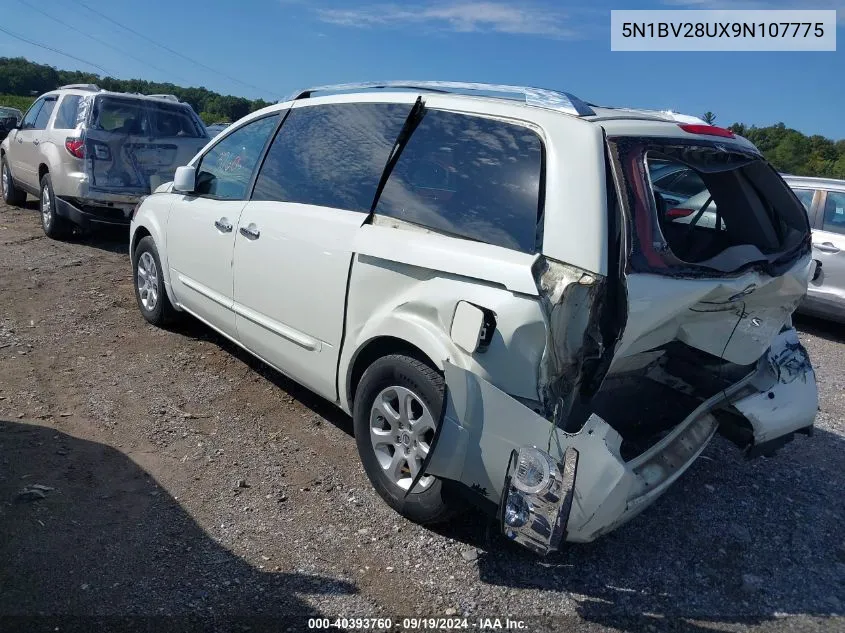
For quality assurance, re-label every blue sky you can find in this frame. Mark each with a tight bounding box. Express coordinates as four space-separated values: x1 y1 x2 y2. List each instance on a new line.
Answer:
2 0 844 138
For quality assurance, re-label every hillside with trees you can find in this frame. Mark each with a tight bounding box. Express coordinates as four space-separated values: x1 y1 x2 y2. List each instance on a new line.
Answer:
2 57 844 179
0 57 272 124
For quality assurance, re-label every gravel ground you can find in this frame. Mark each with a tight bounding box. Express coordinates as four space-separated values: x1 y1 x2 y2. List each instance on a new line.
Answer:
0 200 843 633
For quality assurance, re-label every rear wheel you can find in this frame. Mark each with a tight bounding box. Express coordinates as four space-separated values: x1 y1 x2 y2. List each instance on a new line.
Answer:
353 354 455 525
1 156 26 206
39 174 72 239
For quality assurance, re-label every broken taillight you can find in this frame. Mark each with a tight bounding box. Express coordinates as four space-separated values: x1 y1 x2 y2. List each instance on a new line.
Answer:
65 137 85 158
678 124 735 138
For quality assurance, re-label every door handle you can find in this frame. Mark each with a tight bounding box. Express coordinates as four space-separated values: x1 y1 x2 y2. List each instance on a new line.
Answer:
239 224 260 240
815 242 841 254
214 218 232 233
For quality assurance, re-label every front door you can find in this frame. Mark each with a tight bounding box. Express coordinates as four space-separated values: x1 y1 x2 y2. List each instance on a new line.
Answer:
808 190 845 315
232 100 415 400
8 96 54 191
166 114 280 339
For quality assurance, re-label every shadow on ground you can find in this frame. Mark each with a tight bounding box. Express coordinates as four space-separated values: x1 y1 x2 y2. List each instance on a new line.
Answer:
158 303 845 630
0 420 357 631
465 428 845 631
794 313 845 345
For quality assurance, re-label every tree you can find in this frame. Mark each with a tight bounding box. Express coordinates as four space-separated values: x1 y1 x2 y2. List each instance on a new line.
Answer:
0 57 271 123
702 111 716 125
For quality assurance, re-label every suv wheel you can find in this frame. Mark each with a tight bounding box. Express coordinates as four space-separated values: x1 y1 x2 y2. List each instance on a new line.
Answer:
132 236 178 326
1 157 26 206
39 174 72 239
353 354 455 525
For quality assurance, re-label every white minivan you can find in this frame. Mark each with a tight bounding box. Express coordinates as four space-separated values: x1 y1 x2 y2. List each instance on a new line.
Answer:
129 82 818 556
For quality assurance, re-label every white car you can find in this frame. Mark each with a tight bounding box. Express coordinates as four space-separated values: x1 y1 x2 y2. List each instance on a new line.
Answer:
129 81 817 556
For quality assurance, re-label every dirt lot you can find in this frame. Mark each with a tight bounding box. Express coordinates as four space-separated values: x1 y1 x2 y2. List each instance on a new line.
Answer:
1 199 844 633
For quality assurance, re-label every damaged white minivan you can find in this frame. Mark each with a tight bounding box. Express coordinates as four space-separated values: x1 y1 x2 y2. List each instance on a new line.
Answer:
129 82 817 556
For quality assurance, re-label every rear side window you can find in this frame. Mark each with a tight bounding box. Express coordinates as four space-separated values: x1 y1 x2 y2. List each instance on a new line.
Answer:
33 97 57 130
54 95 82 129
822 191 845 235
195 115 279 200
375 110 543 253
252 102 413 211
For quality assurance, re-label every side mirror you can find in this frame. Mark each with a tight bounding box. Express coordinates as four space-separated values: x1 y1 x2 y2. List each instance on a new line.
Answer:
173 165 196 193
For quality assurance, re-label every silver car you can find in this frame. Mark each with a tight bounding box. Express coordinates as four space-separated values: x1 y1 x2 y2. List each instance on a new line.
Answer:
1 84 209 239
783 176 845 323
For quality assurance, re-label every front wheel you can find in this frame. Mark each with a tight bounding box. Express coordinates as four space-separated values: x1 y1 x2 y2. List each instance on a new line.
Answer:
132 236 178 326
1 157 27 206
353 354 455 525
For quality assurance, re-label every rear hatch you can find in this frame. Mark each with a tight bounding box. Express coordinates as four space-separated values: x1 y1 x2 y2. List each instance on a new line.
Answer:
83 95 208 196
605 124 812 367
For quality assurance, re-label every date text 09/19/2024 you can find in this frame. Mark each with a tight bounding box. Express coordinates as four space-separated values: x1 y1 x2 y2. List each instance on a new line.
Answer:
307 617 529 630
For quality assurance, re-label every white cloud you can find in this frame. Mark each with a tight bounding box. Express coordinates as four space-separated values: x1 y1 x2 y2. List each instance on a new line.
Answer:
316 2 574 38
661 0 845 18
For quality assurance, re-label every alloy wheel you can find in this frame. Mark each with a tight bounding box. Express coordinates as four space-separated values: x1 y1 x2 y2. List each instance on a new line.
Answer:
369 385 437 492
136 251 159 312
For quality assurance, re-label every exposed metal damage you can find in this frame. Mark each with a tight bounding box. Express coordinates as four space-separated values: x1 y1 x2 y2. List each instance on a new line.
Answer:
532 257 612 431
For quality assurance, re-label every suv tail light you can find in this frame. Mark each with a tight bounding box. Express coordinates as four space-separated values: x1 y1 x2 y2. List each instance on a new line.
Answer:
678 124 735 138
65 137 85 158
667 207 694 219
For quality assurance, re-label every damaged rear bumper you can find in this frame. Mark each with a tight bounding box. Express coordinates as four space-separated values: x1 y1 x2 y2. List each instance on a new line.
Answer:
426 328 816 555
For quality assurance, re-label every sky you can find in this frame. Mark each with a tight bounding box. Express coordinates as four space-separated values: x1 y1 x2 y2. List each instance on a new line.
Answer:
2 0 844 139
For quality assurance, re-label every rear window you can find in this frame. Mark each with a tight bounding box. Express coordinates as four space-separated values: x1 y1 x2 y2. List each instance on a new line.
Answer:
613 138 810 274
375 110 543 253
90 96 204 138
148 102 205 138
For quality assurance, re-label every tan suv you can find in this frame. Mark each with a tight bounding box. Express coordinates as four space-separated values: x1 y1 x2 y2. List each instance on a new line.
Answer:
1 84 209 238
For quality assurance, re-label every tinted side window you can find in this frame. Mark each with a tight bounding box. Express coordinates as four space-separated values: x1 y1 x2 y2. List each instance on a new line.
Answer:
21 98 45 129
375 110 543 252
33 97 57 130
252 102 412 212
54 95 83 129
195 115 279 200
822 191 845 235
791 188 815 212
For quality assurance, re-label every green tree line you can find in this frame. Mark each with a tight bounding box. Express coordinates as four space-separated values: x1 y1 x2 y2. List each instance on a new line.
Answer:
0 57 272 124
3 57 845 179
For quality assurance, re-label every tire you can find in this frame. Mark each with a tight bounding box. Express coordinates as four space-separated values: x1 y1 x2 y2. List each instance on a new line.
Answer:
132 235 178 326
353 354 455 525
1 156 26 206
39 173 72 239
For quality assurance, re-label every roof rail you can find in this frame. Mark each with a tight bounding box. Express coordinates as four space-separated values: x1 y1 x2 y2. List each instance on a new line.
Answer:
146 94 181 102
59 83 101 92
289 81 596 117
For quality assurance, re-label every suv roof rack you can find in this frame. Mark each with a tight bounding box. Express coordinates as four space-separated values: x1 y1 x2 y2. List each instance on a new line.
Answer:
290 81 596 117
59 83 101 92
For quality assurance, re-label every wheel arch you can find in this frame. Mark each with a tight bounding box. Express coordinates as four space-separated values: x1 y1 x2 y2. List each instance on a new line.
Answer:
130 208 180 312
341 312 468 414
